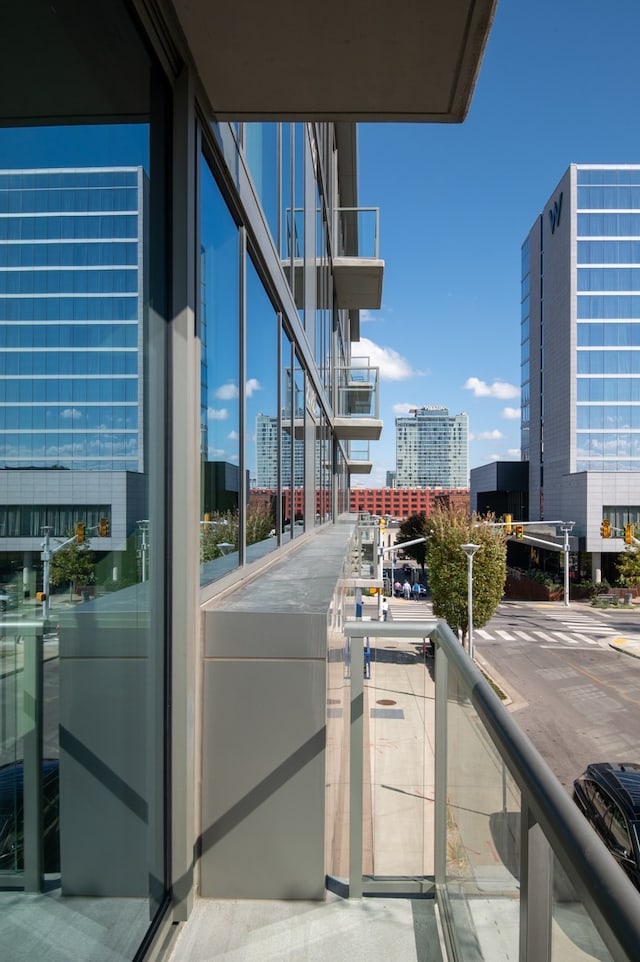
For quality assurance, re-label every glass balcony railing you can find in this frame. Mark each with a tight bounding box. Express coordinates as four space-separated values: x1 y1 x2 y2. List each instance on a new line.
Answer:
334 207 380 259
336 363 379 420
343 612 640 961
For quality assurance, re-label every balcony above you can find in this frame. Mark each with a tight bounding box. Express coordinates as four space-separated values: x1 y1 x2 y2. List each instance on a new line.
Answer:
334 363 382 442
171 0 498 122
333 207 384 311
346 441 373 475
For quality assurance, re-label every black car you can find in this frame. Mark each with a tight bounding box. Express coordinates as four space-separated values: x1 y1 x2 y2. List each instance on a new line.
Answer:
573 762 640 890
0 759 59 873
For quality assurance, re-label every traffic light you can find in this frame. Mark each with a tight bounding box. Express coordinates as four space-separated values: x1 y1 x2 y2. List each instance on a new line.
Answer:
625 523 633 545
98 517 109 537
504 514 513 535
75 521 85 544
379 518 386 534
600 519 611 538
515 524 524 540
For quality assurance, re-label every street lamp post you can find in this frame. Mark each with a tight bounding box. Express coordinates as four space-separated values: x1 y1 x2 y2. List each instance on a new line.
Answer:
560 521 575 608
461 543 481 659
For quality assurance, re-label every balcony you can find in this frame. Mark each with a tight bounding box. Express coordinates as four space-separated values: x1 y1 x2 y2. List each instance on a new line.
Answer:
334 362 382 442
333 207 384 310
345 440 372 474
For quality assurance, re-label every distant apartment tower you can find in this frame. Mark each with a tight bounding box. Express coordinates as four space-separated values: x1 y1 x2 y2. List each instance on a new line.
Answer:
395 405 469 487
523 164 640 580
385 470 396 487
255 413 304 487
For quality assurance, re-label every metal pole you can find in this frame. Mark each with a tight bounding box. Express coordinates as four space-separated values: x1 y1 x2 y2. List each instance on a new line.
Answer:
560 522 574 609
41 526 51 619
461 543 480 660
467 552 474 659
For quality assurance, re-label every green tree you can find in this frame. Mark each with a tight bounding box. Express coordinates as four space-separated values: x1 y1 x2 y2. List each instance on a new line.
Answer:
396 511 429 570
426 507 507 650
616 531 640 586
50 541 96 600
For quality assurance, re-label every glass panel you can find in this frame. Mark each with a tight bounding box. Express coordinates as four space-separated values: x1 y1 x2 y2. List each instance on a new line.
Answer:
199 158 241 582
446 669 521 960
0 4 168 956
245 257 278 562
551 853 614 961
366 630 431 889
281 327 293 543
244 123 278 242
293 354 305 534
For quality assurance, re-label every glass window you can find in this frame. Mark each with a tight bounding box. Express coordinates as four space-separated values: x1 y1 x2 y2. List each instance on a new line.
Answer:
199 156 241 583
245 256 278 562
281 327 293 543
244 123 278 242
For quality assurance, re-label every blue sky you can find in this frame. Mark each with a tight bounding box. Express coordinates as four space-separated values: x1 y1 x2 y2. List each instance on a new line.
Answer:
355 0 640 486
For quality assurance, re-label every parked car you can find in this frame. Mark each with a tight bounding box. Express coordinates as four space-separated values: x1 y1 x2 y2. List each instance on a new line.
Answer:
0 759 59 872
0 583 18 612
573 762 640 889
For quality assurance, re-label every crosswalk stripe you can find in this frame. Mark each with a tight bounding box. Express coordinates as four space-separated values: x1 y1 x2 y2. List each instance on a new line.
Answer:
513 630 533 641
554 631 578 643
476 629 492 639
533 630 556 642
570 633 599 645
495 630 515 640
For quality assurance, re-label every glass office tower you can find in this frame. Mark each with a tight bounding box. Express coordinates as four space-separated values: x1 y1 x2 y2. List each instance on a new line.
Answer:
522 165 640 577
0 167 145 553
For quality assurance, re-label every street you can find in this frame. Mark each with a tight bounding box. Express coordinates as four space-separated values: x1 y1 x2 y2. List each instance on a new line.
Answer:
473 600 640 793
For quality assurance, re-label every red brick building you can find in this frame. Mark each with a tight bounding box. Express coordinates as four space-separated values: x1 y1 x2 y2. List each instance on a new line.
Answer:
349 487 470 519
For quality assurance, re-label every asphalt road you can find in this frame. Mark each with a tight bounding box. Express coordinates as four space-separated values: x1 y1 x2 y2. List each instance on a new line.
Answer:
475 600 640 794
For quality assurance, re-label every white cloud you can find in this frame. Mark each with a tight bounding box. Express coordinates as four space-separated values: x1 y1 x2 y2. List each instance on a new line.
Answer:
215 382 239 400
227 430 238 440
464 377 520 400
506 448 521 458
208 407 228 421
392 402 418 415
473 429 505 441
358 336 422 381
502 406 521 420
61 408 82 420
245 378 262 397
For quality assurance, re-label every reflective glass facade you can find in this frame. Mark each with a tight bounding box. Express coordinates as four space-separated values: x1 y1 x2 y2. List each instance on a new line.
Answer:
576 168 640 472
0 168 143 471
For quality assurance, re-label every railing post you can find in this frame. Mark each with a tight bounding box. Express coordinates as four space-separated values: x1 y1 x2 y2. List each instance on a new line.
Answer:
434 639 448 888
349 631 364 898
519 800 552 962
23 623 44 892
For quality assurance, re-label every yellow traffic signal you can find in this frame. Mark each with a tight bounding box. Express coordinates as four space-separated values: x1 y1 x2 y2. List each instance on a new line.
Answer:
515 524 524 540
600 519 611 538
98 517 109 537
625 523 633 545
75 521 85 544
504 514 513 535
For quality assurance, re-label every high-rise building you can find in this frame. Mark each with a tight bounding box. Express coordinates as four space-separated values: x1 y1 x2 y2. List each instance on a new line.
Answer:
395 405 469 488
0 166 147 584
523 164 640 581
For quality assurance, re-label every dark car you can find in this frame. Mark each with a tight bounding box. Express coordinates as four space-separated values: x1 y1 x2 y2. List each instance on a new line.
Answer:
0 759 59 873
573 762 640 890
